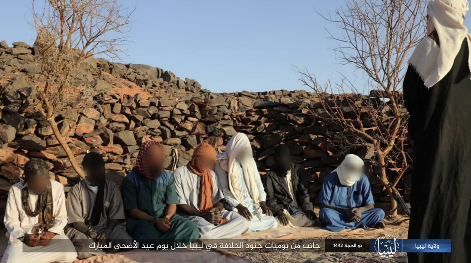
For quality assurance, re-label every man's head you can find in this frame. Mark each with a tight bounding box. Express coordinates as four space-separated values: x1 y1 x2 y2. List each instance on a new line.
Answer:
135 140 164 179
274 144 291 175
82 152 106 186
191 143 218 172
24 158 50 194
336 154 365 186
226 133 253 162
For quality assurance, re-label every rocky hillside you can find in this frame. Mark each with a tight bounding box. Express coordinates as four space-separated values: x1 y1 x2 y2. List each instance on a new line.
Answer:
0 40 411 225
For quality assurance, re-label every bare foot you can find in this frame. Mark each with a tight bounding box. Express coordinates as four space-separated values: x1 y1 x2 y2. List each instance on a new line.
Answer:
374 221 386 229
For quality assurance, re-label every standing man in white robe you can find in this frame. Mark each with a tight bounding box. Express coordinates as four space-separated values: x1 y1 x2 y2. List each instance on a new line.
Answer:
215 133 278 232
2 159 77 263
174 143 249 239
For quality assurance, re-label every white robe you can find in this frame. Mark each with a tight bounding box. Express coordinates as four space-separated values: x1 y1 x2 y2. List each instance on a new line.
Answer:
2 180 77 263
173 166 249 239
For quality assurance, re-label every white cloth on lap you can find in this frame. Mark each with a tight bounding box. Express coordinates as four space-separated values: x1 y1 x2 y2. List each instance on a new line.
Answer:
1 231 77 263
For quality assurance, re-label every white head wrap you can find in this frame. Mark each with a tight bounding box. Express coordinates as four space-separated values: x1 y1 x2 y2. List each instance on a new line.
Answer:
333 154 365 187
409 0 471 88
217 133 263 216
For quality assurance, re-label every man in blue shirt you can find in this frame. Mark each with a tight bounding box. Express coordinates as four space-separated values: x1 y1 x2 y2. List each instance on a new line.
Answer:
317 154 385 232
121 140 200 244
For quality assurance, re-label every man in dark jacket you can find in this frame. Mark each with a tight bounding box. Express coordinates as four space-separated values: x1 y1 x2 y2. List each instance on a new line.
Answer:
265 145 317 227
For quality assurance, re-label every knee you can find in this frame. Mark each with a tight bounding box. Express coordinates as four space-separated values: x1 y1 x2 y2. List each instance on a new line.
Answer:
319 207 332 219
183 220 200 238
64 251 78 263
239 217 250 232
373 208 385 220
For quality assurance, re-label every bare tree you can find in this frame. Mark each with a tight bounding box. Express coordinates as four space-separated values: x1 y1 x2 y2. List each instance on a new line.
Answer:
32 0 132 178
301 0 426 217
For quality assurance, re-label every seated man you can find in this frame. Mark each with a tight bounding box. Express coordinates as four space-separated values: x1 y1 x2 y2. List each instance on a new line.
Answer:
265 145 317 227
121 140 200 244
174 143 249 239
65 152 133 259
2 159 77 263
215 133 278 232
317 154 386 232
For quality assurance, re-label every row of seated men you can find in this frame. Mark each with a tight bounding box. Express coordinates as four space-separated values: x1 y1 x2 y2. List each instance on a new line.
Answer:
2 133 385 263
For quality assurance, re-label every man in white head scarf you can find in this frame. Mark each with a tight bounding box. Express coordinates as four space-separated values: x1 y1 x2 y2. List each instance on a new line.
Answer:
404 1 471 262
317 154 385 232
215 133 278 232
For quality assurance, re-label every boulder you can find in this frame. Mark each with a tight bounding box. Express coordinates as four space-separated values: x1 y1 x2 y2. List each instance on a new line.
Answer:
11 47 31 55
0 124 16 144
114 131 137 146
222 126 237 137
182 135 198 149
164 138 181 146
144 119 160 130
0 148 16 165
0 163 22 181
82 108 101 120
14 134 46 151
84 135 104 147
175 102 188 111
261 134 282 148
111 114 130 124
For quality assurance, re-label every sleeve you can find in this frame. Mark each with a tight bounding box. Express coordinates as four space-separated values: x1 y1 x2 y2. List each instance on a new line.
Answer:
361 175 375 205
215 165 240 208
403 65 427 116
66 184 84 224
297 166 314 212
253 162 267 202
264 172 283 214
317 173 334 205
48 184 68 235
211 170 224 203
4 187 25 242
107 183 126 220
173 169 188 205
403 65 428 141
165 174 179 205
121 177 138 210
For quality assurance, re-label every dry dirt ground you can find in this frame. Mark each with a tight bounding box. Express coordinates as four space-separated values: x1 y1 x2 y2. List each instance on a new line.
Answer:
0 215 409 263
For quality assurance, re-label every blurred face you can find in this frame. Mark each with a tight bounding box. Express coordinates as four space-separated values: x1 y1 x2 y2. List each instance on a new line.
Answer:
146 145 164 178
198 156 216 171
236 147 251 161
275 154 291 173
27 174 49 194
85 166 105 186
344 163 363 175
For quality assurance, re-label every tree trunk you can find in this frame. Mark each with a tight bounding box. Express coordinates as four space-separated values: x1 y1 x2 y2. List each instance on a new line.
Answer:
378 156 398 218
48 117 86 179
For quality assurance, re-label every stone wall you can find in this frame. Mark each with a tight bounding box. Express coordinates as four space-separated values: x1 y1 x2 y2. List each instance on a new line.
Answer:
0 40 411 225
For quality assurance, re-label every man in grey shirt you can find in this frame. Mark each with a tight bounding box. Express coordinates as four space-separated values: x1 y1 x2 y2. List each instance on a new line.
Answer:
65 152 133 259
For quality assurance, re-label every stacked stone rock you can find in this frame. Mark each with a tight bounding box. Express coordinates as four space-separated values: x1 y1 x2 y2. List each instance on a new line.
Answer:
0 40 411 226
